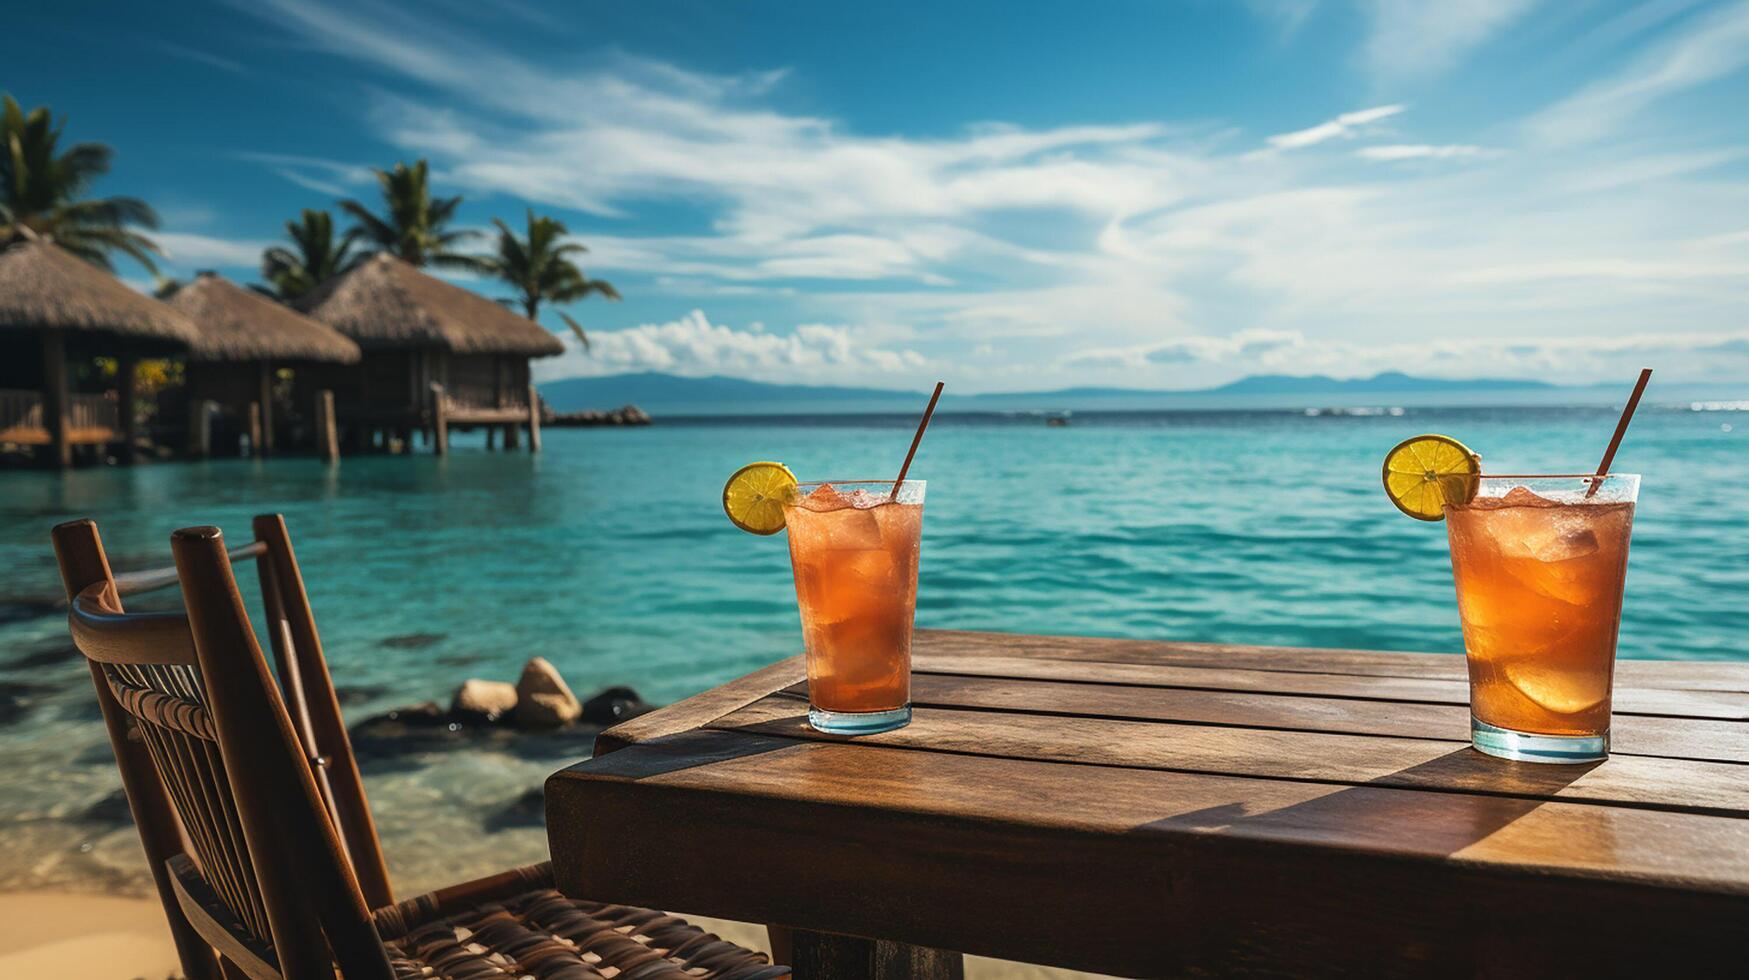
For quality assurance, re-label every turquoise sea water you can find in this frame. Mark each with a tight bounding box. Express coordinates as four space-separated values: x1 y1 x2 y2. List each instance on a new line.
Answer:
2 402 1745 893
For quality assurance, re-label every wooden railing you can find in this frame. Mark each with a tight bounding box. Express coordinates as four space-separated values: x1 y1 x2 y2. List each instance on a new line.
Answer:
0 388 44 435
439 388 529 414
70 392 119 434
0 388 119 440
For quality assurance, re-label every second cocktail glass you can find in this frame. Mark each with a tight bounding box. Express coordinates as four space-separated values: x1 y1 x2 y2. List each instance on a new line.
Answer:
782 480 925 734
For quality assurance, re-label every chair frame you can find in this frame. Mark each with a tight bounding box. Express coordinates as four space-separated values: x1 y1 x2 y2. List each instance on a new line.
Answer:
54 518 394 980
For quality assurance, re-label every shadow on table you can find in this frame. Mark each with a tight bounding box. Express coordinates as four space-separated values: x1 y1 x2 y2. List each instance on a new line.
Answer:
1145 746 1602 856
572 728 796 780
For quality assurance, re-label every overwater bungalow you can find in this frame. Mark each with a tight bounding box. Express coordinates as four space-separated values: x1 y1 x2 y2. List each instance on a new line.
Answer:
295 253 564 454
0 235 197 467
165 272 361 457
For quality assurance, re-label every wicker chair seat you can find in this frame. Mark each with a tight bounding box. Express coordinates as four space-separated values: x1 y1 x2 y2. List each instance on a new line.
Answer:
373 863 787 980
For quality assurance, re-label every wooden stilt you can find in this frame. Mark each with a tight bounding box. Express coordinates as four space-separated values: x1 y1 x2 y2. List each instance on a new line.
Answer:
248 402 264 457
486 426 498 451
315 390 338 463
788 931 962 980
257 363 275 455
504 421 520 450
432 383 449 456
526 384 542 454
117 353 139 464
41 332 71 468
187 399 213 459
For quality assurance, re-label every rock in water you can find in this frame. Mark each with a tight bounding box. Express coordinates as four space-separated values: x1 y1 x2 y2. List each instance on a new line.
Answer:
513 657 581 729
451 679 518 723
582 686 652 725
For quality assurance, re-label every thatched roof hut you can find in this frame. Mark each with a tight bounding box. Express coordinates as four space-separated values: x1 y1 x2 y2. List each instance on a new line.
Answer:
0 236 198 350
0 236 198 466
167 272 360 364
295 252 563 356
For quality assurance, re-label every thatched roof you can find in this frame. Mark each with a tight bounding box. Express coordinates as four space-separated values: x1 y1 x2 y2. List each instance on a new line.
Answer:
296 253 564 357
0 236 198 349
167 273 361 364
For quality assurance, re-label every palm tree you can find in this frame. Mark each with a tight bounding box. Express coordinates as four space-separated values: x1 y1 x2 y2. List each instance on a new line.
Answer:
339 159 479 270
0 94 161 272
259 209 362 300
477 209 620 348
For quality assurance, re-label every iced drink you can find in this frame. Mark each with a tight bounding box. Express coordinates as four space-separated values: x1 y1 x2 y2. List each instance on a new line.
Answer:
1445 475 1638 762
782 480 924 734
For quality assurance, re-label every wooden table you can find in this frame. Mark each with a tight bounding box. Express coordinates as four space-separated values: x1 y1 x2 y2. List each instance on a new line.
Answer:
546 630 1749 978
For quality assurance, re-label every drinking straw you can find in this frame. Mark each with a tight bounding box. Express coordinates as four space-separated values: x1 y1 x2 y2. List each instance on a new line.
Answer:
1586 368 1652 497
892 381 945 498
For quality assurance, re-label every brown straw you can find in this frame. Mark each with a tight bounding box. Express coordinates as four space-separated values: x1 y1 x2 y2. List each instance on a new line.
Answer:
1586 368 1652 497
892 381 945 498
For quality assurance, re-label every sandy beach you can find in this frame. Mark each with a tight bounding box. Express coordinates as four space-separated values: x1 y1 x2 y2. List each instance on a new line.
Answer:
0 890 1109 979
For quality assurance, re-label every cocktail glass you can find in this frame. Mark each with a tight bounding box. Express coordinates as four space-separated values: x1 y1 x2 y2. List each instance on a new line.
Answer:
781 480 925 734
1445 474 1639 763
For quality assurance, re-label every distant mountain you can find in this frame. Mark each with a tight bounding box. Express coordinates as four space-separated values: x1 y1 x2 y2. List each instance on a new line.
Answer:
539 372 917 411
538 370 1560 412
1204 372 1557 395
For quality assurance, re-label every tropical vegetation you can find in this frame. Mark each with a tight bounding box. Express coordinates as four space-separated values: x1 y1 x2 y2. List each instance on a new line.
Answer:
260 209 363 301
0 94 161 272
339 159 480 270
477 210 620 348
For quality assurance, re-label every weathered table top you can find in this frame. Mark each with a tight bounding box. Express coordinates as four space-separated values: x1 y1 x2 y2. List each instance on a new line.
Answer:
546 630 1749 977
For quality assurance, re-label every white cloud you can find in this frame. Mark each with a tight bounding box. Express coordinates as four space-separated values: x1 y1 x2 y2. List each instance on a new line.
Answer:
1356 144 1492 160
154 232 272 268
535 309 930 384
228 0 1749 391
1361 0 1538 82
1527 1 1749 145
1264 105 1404 150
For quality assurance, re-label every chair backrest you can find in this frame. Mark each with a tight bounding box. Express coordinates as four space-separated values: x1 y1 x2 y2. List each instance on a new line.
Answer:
53 518 394 980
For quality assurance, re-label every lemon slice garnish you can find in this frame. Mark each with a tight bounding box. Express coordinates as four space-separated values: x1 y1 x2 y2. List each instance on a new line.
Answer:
1382 434 1481 521
722 461 797 535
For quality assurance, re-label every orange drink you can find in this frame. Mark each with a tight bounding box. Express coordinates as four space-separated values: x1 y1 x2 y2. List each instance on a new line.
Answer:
782 480 924 734
1445 475 1638 762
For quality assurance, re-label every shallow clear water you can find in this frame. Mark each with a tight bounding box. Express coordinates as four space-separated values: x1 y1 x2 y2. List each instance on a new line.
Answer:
2 404 1744 893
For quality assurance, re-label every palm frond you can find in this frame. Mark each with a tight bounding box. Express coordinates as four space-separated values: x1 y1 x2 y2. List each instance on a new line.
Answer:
558 312 591 352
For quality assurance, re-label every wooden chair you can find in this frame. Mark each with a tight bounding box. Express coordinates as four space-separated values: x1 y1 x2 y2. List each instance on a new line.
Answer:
54 516 788 980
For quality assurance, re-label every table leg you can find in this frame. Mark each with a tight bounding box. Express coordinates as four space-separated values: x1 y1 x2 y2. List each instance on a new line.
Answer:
787 928 963 979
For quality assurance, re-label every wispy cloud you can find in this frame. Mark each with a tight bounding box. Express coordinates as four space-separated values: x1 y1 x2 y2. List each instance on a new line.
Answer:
155 231 273 269
238 152 376 197
1265 105 1404 150
1356 143 1494 160
226 0 1749 390
1361 0 1538 83
156 42 248 76
1527 0 1749 145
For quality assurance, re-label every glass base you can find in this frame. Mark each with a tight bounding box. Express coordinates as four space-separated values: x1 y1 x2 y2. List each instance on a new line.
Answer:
808 704 911 735
1471 716 1608 764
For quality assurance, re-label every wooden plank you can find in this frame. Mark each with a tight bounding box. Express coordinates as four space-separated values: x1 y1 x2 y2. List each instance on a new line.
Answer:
592 655 803 755
915 629 1749 693
548 733 1749 978
709 698 1749 816
885 674 1749 764
913 653 1749 721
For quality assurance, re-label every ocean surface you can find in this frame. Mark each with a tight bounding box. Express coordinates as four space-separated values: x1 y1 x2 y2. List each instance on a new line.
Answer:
2 400 1745 895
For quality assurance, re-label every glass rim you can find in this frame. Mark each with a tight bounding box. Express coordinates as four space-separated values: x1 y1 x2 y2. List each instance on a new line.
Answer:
792 479 926 487
1477 473 1639 480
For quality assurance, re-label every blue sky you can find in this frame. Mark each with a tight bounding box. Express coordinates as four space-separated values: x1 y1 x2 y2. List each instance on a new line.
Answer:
7 0 1749 391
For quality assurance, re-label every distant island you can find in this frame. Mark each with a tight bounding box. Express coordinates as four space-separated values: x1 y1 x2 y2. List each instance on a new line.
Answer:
538 370 1563 413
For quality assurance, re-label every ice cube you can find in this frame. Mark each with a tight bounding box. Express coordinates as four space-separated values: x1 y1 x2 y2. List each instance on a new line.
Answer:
1498 486 1558 508
1529 528 1599 564
826 508 884 550
801 483 850 511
